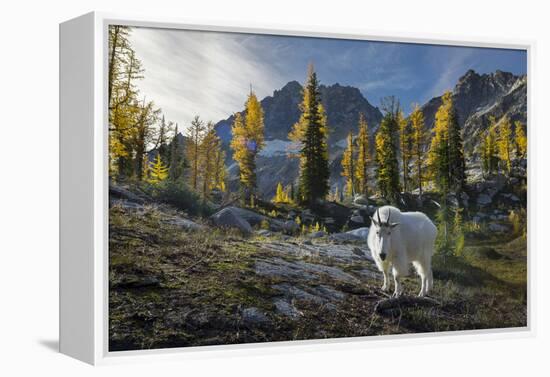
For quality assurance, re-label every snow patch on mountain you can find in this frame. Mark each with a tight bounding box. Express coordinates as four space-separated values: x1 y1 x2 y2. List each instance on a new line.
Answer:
259 139 294 157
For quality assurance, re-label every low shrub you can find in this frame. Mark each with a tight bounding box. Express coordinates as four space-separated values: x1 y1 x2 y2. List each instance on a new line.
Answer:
141 180 214 217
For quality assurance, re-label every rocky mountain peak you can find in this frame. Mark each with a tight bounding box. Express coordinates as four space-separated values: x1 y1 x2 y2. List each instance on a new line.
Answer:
421 69 526 152
215 80 383 144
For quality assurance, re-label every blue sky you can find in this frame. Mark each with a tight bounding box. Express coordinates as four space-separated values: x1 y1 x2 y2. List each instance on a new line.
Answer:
129 27 526 130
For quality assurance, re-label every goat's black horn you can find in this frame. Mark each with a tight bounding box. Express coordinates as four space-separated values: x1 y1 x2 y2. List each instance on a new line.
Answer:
376 208 381 224
387 209 391 226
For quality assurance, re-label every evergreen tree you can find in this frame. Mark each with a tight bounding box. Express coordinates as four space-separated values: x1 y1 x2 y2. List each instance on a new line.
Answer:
480 117 500 176
108 26 144 179
199 122 221 199
156 115 171 164
108 25 133 106
428 92 465 194
230 90 265 202
148 154 169 184
375 97 401 203
453 208 465 256
289 64 330 205
447 95 465 191
341 131 355 198
213 147 226 192
132 99 160 181
497 116 513 175
398 110 413 192
141 154 150 181
410 105 427 199
186 115 205 191
355 113 370 197
514 120 527 159
168 124 184 181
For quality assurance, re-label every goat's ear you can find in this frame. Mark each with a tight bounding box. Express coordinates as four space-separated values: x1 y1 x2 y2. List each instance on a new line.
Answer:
369 216 378 227
390 222 400 228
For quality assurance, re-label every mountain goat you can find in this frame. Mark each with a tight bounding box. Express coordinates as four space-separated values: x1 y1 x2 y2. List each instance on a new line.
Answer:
367 205 437 297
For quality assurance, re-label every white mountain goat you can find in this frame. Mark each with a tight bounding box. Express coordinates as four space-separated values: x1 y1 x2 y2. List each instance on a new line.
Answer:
367 205 437 297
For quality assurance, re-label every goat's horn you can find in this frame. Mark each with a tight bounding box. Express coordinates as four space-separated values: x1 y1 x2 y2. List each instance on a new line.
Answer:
387 209 391 226
376 208 381 225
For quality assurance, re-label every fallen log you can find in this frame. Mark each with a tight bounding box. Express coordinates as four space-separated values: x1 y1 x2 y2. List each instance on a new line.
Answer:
375 296 441 313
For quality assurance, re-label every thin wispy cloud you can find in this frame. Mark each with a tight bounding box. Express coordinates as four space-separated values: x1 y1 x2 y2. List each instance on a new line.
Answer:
130 27 284 130
128 27 527 129
423 47 475 102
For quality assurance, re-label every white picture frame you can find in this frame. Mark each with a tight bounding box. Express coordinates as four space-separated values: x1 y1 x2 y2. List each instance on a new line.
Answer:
59 11 535 365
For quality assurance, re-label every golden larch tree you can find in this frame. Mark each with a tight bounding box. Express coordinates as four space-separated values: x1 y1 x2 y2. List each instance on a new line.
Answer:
497 116 513 175
341 131 355 198
148 154 169 184
410 105 427 198
230 90 265 202
398 110 413 192
514 121 527 159
186 115 205 191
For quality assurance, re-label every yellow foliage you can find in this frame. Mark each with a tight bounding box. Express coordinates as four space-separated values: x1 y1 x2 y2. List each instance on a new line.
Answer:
273 182 291 203
355 113 370 197
514 121 527 159
410 104 427 195
497 116 513 174
230 91 265 199
260 219 270 230
341 131 355 198
148 154 169 184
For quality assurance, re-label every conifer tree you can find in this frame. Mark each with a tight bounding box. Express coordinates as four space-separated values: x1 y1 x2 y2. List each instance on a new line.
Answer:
375 97 401 203
108 25 132 106
108 26 144 179
230 90 265 202
497 116 513 175
481 124 499 176
199 122 221 199
186 115 205 191
514 120 527 159
273 182 290 203
132 98 160 181
447 94 465 191
355 113 370 197
288 64 330 205
148 154 169 184
410 105 427 199
428 92 465 194
156 116 171 164
141 154 150 181
341 131 355 198
398 110 413 192
213 147 226 192
168 124 184 181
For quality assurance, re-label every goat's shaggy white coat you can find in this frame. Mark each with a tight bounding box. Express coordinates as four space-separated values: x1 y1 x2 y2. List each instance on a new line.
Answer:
367 205 437 297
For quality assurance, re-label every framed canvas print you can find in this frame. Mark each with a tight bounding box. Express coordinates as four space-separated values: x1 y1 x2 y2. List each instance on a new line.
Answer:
60 12 532 365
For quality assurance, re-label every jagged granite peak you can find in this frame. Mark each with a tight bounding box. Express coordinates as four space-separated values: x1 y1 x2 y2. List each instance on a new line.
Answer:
214 81 383 144
215 69 525 198
421 69 526 152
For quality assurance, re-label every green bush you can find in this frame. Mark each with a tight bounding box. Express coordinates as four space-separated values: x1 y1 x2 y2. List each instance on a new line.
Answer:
142 180 214 217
